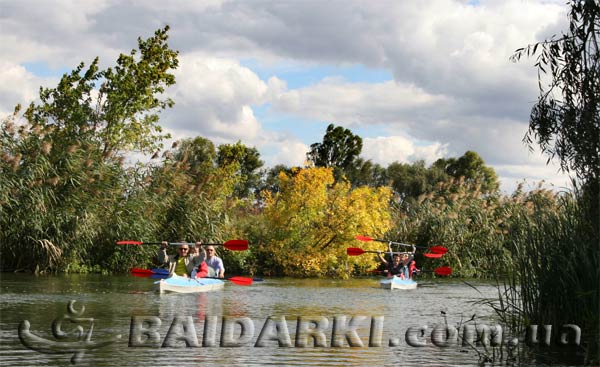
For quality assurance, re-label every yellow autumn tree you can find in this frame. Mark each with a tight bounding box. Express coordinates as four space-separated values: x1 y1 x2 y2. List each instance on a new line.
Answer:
256 166 392 277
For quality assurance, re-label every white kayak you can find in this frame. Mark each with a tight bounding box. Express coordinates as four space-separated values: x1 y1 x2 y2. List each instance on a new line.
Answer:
379 276 417 290
154 274 225 293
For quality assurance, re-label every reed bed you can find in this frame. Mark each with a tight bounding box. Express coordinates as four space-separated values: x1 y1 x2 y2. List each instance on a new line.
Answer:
391 179 598 364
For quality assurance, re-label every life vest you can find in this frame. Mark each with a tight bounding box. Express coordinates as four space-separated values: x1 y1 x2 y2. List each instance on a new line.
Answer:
395 260 419 279
409 260 419 277
193 262 209 278
174 256 187 276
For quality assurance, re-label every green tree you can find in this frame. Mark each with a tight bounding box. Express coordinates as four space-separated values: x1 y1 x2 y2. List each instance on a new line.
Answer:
217 141 264 198
345 158 388 188
510 1 599 362
25 26 178 157
255 164 296 201
387 161 430 201
307 123 363 180
173 137 218 183
433 151 499 193
0 27 178 273
512 0 599 187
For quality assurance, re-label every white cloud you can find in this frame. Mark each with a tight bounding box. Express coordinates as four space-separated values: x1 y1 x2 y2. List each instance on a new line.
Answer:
163 55 268 141
362 136 448 166
0 0 576 193
263 139 309 168
271 78 449 127
0 62 54 116
0 0 113 66
497 165 573 195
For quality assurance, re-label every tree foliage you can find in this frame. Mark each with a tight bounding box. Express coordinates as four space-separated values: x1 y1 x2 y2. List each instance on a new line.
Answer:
387 160 431 200
433 151 499 193
217 141 264 198
384 151 498 205
0 27 179 273
510 2 599 362
307 123 363 180
345 158 388 188
25 26 177 158
512 0 599 185
251 166 392 277
148 137 237 242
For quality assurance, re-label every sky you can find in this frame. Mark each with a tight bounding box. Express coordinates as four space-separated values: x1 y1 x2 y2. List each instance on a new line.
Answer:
0 0 575 193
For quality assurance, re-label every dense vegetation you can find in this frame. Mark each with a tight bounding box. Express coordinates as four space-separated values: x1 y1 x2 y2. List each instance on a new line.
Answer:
499 1 599 364
0 27 504 277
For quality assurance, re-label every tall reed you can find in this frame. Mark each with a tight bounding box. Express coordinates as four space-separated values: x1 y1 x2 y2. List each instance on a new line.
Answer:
497 188 598 365
390 178 511 277
390 179 598 364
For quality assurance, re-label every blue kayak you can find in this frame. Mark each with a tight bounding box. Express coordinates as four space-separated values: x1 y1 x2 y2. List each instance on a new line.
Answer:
153 274 224 293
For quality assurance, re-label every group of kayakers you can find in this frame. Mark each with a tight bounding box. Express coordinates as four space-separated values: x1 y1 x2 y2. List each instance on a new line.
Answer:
157 241 225 279
377 250 420 279
157 239 420 280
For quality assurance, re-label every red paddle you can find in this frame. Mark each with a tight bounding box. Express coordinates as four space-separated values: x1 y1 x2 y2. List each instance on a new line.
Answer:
130 267 155 275
117 239 249 251
369 266 452 276
207 276 253 286
348 247 446 259
347 247 380 256
355 235 448 254
130 268 253 285
425 266 452 276
429 246 448 254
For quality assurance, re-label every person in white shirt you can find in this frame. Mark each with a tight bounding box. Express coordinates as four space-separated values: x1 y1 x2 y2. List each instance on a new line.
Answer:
204 245 225 278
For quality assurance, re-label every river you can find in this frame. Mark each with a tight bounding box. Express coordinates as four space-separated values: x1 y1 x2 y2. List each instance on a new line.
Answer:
1 273 509 366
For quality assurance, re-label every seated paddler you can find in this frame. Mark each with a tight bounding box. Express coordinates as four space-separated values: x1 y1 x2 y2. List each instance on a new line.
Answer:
157 241 208 278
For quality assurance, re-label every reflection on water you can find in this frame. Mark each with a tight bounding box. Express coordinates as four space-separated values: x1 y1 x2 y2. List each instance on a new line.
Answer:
1 273 503 366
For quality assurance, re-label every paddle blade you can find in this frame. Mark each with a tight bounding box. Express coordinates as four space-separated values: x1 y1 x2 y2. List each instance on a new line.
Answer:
347 247 366 256
355 235 374 242
117 240 144 245
222 239 249 251
131 268 169 278
227 276 253 286
429 246 448 254
150 273 169 279
434 266 452 276
423 252 444 258
151 268 170 276
131 268 154 276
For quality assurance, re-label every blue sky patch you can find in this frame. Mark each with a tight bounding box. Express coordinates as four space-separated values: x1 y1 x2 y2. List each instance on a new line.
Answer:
240 59 393 89
22 61 70 78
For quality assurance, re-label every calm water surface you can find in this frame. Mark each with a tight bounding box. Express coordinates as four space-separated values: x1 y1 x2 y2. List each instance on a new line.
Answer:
1 273 502 366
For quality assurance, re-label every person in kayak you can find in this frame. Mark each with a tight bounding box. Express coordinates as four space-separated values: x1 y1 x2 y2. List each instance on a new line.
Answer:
377 251 403 277
377 251 420 279
158 241 208 278
398 252 420 279
190 241 211 279
204 245 225 278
